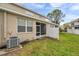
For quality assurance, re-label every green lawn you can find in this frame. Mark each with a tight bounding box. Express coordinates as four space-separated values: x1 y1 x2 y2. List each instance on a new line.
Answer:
12 33 79 56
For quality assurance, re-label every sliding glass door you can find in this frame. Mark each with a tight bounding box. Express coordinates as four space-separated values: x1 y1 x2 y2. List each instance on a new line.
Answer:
41 23 46 35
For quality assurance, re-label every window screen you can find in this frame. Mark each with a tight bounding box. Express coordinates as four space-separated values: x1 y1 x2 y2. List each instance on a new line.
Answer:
27 20 33 32
17 19 26 32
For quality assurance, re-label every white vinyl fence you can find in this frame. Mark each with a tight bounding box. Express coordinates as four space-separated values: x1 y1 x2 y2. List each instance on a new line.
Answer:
47 27 59 39
67 28 79 34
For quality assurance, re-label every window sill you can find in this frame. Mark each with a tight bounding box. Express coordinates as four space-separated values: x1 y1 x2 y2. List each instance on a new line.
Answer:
17 32 33 34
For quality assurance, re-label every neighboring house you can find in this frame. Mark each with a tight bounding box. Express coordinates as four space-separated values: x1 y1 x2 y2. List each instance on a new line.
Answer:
65 18 79 34
0 3 59 47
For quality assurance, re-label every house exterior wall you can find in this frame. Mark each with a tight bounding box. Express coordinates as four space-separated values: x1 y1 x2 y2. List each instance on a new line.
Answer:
0 3 59 47
67 28 79 34
74 22 79 25
0 11 5 47
5 13 47 43
67 21 79 34
73 22 79 34
6 13 35 43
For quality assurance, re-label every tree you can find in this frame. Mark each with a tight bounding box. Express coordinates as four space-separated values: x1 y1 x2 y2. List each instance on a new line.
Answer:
47 9 65 25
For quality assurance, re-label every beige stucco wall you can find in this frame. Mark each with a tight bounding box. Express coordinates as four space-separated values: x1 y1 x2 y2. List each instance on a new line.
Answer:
0 11 5 47
0 11 48 47
0 11 58 47
67 21 79 34
6 13 36 42
6 13 47 42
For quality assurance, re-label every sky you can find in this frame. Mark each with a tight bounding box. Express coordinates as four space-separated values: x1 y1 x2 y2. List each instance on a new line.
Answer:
21 3 79 25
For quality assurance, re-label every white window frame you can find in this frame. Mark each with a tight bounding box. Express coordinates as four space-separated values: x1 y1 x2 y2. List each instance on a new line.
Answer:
17 19 26 32
16 18 33 33
27 20 33 32
25 20 27 32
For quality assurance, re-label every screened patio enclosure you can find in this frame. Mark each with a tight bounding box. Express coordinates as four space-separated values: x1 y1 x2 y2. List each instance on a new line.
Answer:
36 22 46 36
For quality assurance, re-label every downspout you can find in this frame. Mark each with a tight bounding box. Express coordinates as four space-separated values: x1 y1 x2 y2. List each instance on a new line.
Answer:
3 11 7 40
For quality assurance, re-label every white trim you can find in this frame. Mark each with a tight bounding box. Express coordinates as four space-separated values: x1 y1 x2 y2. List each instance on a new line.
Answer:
16 17 33 33
40 23 41 37
25 20 27 32
27 20 33 32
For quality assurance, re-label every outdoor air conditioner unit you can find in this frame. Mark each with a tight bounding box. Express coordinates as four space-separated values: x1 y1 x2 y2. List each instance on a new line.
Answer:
7 36 20 48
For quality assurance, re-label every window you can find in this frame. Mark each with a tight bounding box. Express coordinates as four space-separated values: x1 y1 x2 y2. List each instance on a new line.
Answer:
17 19 26 32
75 25 79 29
17 18 33 32
27 20 33 32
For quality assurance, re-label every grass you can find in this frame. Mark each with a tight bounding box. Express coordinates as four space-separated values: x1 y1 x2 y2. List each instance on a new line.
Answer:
11 33 79 56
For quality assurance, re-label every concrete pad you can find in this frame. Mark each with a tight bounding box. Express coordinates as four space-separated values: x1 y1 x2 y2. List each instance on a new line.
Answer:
0 50 7 56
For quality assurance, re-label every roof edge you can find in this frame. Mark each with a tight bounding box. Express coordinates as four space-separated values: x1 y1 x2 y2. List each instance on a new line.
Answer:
10 3 48 19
